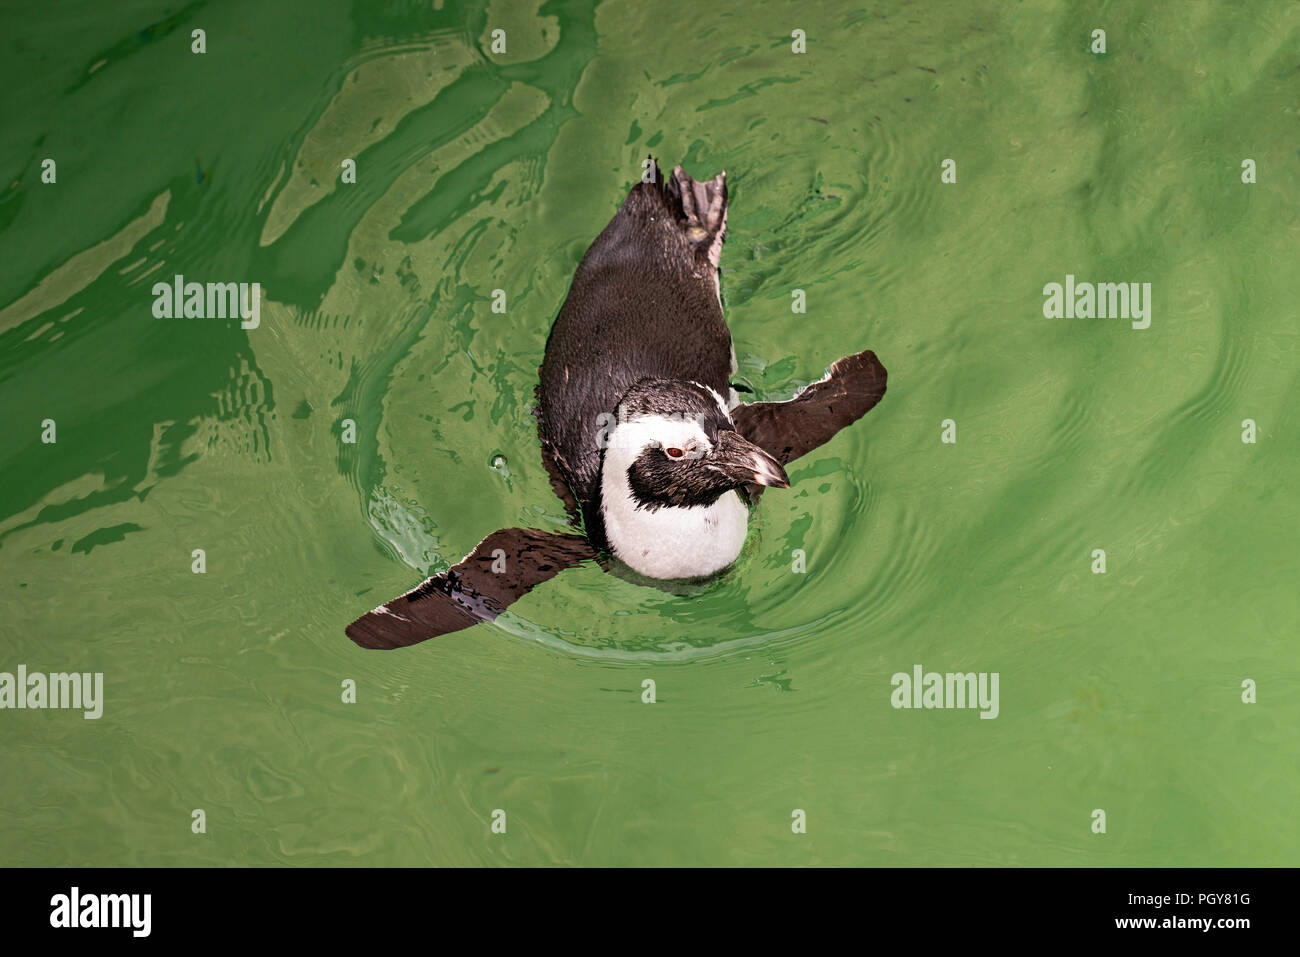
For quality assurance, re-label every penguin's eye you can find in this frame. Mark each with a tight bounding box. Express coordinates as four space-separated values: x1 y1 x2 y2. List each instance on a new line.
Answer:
665 447 684 459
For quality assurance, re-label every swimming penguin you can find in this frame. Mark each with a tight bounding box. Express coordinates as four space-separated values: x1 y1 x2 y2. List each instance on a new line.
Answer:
346 160 886 649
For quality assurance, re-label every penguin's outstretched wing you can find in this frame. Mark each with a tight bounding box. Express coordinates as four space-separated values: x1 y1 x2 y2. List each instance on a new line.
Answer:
732 350 887 465
346 528 596 649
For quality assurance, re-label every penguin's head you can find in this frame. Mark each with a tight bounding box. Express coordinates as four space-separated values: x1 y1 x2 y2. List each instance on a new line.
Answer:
601 379 788 510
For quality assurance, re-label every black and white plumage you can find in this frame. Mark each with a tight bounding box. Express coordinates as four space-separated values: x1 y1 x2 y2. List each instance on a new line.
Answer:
347 161 886 649
536 166 735 510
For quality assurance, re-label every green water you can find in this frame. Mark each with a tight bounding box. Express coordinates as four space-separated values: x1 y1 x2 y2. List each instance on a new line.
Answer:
2 0 1297 866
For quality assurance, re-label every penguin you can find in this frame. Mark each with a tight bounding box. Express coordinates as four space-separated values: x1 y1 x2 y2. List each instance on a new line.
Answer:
346 160 886 649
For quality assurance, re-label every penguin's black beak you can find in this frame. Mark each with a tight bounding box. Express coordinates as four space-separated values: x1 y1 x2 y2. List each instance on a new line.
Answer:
710 431 790 489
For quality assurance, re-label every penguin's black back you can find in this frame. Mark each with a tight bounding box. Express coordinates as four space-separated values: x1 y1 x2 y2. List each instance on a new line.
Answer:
538 164 732 511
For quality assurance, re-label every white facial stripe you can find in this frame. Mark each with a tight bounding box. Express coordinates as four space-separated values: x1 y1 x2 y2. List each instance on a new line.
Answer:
684 382 732 422
598 400 752 579
607 414 711 457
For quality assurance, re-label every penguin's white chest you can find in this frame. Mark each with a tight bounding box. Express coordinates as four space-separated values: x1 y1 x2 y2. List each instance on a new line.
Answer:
600 478 750 579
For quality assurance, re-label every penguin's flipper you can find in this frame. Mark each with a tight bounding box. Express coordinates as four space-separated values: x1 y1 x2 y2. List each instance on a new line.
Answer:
732 350 887 466
345 528 596 649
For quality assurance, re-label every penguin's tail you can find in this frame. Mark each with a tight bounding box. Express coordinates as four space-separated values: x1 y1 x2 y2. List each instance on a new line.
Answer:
665 163 728 268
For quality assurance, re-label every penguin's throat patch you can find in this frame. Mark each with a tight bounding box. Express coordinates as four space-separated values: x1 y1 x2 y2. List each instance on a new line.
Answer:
625 450 728 510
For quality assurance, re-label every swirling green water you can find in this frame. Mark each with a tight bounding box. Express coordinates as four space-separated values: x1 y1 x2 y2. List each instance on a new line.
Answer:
1 0 1297 866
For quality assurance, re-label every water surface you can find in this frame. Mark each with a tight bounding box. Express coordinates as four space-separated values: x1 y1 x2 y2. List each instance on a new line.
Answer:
1 0 1297 866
